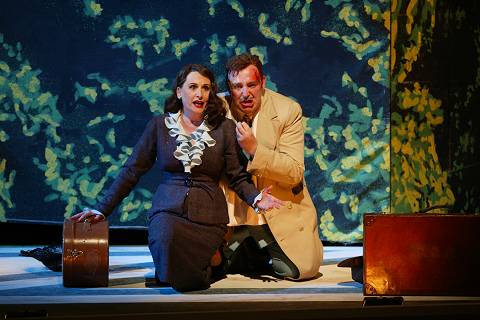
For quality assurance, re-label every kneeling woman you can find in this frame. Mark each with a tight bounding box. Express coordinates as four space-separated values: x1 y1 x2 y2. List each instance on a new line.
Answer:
70 64 282 291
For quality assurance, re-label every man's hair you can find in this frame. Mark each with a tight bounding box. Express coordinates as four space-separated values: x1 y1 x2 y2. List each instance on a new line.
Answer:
225 53 264 80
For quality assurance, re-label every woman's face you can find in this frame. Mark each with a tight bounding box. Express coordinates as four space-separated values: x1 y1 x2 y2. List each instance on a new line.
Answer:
176 71 211 119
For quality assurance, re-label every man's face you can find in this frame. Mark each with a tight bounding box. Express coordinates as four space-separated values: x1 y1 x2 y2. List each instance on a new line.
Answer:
228 65 266 118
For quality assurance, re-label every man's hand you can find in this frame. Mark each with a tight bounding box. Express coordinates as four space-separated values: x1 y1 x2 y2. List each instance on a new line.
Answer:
69 208 105 224
256 185 284 211
236 121 257 157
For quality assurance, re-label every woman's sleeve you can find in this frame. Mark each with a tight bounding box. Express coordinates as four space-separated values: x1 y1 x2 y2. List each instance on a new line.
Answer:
96 117 158 216
222 119 259 206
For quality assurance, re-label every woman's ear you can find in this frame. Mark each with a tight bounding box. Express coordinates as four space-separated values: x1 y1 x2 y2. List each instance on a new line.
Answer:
176 87 181 99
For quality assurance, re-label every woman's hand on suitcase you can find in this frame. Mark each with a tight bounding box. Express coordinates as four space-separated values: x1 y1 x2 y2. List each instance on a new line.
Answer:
70 208 105 224
256 185 284 212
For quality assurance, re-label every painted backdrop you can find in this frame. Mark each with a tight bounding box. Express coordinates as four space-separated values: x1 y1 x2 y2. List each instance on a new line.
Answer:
5 0 477 243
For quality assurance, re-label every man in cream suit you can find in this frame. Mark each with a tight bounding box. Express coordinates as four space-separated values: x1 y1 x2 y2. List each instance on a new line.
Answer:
221 53 323 280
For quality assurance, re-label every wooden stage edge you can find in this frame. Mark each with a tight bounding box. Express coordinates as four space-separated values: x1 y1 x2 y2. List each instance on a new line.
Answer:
2 299 480 320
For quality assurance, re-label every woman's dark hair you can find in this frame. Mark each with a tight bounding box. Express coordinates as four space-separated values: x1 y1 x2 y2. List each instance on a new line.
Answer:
164 64 226 128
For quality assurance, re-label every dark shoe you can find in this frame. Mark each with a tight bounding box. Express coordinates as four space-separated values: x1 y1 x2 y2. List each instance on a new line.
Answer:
145 273 171 288
337 256 363 268
337 256 363 284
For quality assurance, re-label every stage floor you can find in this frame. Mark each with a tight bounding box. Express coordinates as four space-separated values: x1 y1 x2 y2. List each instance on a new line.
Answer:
1 245 480 319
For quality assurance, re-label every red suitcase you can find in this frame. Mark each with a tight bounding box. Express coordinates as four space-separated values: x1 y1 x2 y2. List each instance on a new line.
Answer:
363 214 480 296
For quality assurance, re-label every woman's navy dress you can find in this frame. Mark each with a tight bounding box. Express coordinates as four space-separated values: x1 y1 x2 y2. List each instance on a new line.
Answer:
96 112 258 291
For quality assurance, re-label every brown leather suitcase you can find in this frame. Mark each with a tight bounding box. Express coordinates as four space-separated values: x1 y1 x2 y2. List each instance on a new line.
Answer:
62 219 109 287
363 214 480 296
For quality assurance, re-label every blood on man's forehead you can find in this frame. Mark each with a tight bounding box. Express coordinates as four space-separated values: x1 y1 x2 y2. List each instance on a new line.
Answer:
228 66 262 82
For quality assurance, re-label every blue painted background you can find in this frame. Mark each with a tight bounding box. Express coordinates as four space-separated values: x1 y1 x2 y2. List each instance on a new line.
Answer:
0 0 390 242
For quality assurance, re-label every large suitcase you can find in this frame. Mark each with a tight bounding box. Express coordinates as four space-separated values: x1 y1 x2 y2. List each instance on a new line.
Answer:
62 219 109 287
363 214 480 296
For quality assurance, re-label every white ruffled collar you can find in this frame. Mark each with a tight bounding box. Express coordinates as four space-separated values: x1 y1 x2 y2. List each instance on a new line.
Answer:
165 112 216 173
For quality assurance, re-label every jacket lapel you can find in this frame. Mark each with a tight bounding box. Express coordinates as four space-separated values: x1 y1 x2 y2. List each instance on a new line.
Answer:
256 90 278 150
